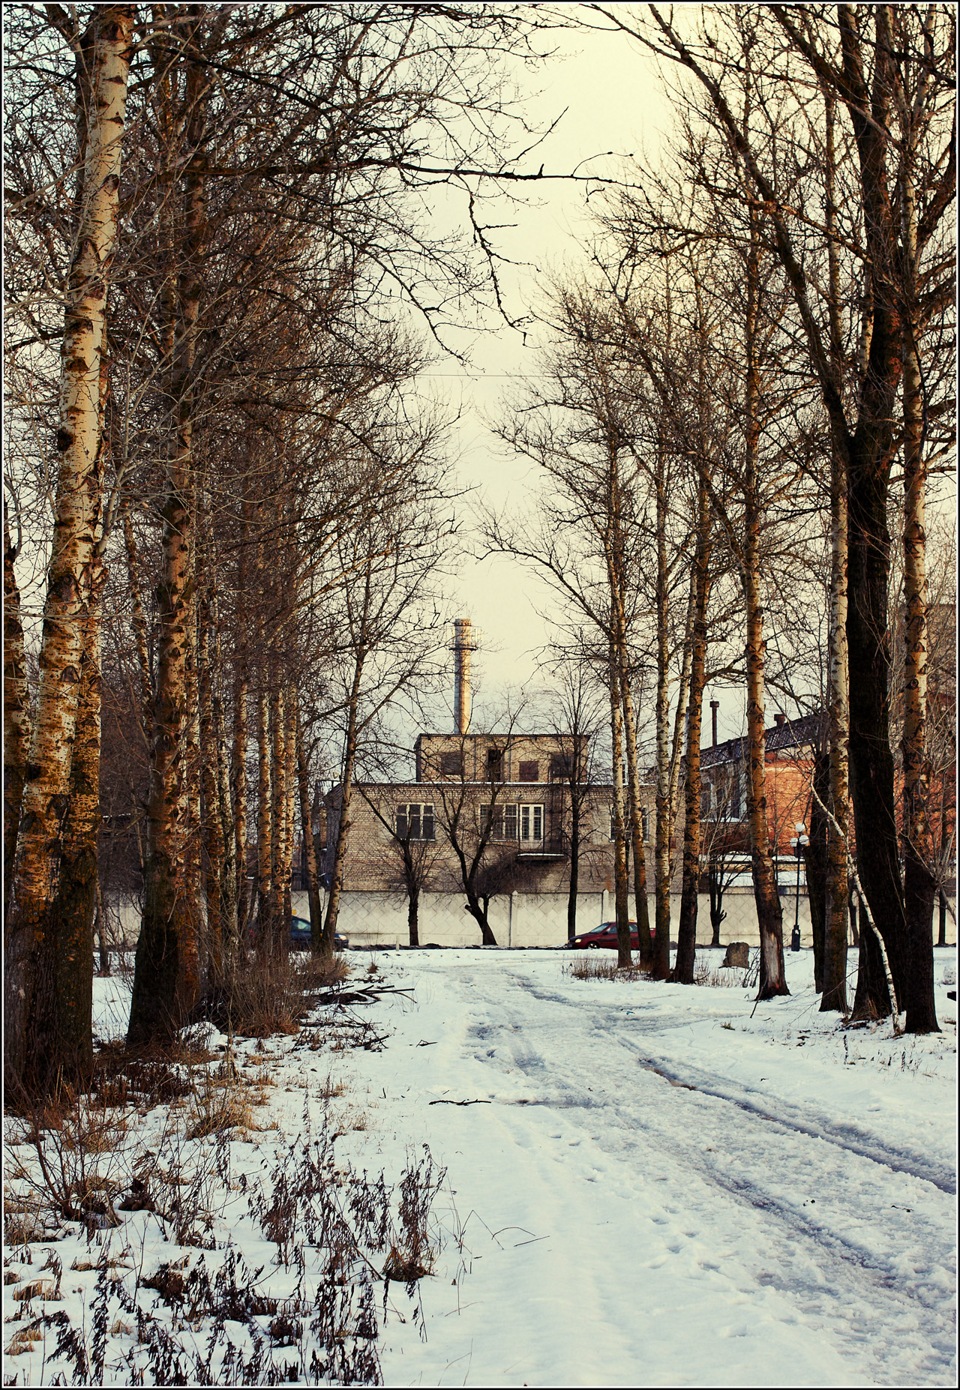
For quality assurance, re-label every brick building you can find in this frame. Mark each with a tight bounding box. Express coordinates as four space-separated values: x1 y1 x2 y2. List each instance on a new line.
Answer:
700 711 820 852
323 618 650 902
324 727 642 897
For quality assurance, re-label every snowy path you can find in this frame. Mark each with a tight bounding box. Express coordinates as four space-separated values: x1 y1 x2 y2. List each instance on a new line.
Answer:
356 950 957 1388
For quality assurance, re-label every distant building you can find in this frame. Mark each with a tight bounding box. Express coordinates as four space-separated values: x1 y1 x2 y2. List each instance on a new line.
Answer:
699 710 820 875
323 619 651 898
324 726 647 896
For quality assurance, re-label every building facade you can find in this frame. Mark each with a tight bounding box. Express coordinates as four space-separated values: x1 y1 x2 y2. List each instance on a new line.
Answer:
325 729 647 898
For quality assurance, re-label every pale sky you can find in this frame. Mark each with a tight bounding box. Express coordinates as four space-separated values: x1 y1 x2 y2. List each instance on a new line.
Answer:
425 14 674 712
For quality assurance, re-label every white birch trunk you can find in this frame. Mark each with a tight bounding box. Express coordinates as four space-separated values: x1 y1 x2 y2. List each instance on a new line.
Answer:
5 5 133 1090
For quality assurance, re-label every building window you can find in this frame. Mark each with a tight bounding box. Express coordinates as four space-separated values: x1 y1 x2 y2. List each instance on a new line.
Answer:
518 760 539 783
481 803 544 842
549 753 574 781
711 767 741 819
609 807 647 840
520 804 543 842
439 751 463 778
487 748 503 781
395 803 435 840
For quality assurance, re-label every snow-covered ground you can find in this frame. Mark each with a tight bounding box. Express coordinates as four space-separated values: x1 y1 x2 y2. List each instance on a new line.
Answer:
3 947 956 1387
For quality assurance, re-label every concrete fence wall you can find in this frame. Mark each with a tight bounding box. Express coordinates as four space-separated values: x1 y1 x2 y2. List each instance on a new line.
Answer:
108 887 955 952
291 888 818 950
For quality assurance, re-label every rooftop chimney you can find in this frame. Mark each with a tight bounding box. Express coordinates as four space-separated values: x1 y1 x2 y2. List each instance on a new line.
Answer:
774 713 786 728
710 700 719 747
453 618 476 734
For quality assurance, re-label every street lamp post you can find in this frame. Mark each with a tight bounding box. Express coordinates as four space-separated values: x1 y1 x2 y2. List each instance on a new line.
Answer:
790 822 808 951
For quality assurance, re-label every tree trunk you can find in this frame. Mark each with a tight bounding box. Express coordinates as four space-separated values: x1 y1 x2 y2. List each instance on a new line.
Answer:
566 794 581 944
608 651 632 969
281 683 298 928
267 681 289 951
120 500 153 731
197 586 228 992
846 432 904 1021
837 6 908 1021
324 654 364 952
407 883 421 948
898 144 938 1033
817 84 850 1016
296 717 324 949
5 5 133 1092
652 465 673 980
463 890 498 947
675 480 712 984
232 664 252 940
96 881 111 976
603 439 652 964
743 215 787 1000
129 476 200 1044
31 557 107 1090
128 27 208 1046
621 672 653 965
806 751 829 995
3 506 31 919
255 684 276 949
822 481 851 1013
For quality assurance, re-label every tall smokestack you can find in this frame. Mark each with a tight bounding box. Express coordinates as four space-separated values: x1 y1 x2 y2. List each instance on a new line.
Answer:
453 618 476 734
710 699 719 747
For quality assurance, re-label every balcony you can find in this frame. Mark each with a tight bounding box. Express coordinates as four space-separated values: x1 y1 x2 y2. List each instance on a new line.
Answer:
515 836 566 861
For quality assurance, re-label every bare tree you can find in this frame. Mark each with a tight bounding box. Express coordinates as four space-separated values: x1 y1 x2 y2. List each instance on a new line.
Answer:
322 456 452 953
486 283 662 967
593 2 955 1030
356 786 441 948
539 658 605 943
430 717 531 947
4 4 134 1095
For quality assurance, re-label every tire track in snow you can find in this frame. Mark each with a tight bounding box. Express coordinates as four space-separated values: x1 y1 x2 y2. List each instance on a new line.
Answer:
626 1050 956 1195
441 959 956 1388
504 966 955 1194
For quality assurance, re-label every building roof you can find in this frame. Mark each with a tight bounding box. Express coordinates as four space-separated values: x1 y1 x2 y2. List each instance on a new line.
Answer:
701 712 824 768
413 731 587 743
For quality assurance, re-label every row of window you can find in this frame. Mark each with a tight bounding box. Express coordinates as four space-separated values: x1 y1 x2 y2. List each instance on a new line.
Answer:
394 802 546 843
395 803 651 844
482 803 544 843
701 771 742 819
435 752 575 782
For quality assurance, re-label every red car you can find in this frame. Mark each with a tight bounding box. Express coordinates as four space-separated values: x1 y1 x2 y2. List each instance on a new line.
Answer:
565 922 644 950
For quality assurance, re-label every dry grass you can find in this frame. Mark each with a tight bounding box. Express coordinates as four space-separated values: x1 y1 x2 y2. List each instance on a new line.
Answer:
12 1278 59 1303
185 1081 256 1141
200 947 351 1038
694 958 750 988
1 947 451 1389
302 951 351 987
5 1326 43 1356
316 1075 347 1100
563 954 639 982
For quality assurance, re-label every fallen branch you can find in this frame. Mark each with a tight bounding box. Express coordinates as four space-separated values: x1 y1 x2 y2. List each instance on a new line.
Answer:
312 984 414 1008
428 1099 492 1107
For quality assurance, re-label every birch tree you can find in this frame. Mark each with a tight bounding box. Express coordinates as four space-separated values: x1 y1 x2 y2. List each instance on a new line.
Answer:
4 4 134 1096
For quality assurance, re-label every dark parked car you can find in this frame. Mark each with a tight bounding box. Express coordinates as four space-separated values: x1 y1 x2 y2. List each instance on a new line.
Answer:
290 916 349 951
564 921 647 950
